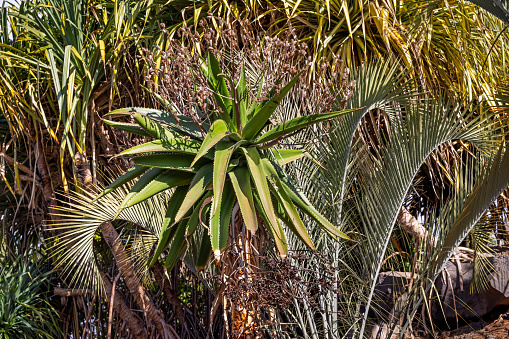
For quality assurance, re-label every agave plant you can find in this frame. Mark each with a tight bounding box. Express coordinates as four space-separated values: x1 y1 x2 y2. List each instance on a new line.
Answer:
98 51 351 272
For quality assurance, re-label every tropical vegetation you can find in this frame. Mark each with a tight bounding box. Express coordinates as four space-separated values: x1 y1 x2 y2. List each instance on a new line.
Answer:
0 0 508 338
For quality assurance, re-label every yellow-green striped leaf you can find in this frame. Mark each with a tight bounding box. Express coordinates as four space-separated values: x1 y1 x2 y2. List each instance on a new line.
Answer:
103 119 151 137
133 154 204 171
149 185 188 266
243 147 283 242
191 119 229 166
212 141 238 216
174 163 214 223
123 170 194 208
229 167 258 234
270 148 307 166
253 190 288 257
256 108 357 144
196 229 212 272
210 180 236 253
116 168 164 215
163 219 188 270
134 113 184 140
242 72 302 140
120 139 202 156
282 179 349 240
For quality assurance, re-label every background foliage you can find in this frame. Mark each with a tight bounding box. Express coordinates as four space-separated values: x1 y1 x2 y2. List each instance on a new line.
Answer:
0 0 508 338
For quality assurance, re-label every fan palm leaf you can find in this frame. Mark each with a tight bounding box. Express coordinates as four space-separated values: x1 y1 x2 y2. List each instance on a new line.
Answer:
49 184 170 294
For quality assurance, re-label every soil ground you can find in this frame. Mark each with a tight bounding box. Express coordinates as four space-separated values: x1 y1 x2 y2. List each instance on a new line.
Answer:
439 313 509 339
413 307 509 338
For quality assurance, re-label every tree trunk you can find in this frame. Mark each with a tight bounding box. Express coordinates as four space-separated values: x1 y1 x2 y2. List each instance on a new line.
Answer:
75 151 178 339
224 206 263 339
153 262 186 328
99 271 148 339
35 140 59 226
99 221 179 339
398 206 436 246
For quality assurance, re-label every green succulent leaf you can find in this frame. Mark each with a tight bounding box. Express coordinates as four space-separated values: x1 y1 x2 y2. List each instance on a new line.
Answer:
282 178 349 241
120 139 203 156
254 190 288 257
94 165 148 201
134 113 184 140
237 64 248 127
163 219 188 270
271 176 315 251
117 168 165 215
212 141 244 216
270 148 307 166
243 147 285 244
210 180 236 253
107 107 166 117
122 170 194 208
229 167 258 234
102 119 151 137
191 119 229 166
133 153 205 171
108 107 203 138
242 72 302 140
149 185 189 266
142 112 204 139
262 159 349 240
187 191 213 236
175 163 214 223
262 159 315 250
256 107 358 144
206 51 233 128
196 228 212 271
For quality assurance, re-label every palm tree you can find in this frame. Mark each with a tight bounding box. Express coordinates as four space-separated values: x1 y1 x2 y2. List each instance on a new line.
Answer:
1 0 508 337
281 67 509 337
262 0 508 100
0 0 202 336
282 2 509 337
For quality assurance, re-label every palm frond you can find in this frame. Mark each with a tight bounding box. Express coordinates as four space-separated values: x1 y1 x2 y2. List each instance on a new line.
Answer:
49 184 170 295
434 142 509 275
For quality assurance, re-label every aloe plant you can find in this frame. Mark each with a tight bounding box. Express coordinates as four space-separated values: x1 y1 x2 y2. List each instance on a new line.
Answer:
100 52 351 270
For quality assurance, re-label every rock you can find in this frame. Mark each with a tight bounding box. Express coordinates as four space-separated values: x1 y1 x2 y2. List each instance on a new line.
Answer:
372 271 412 320
368 251 509 337
432 252 509 322
368 272 412 338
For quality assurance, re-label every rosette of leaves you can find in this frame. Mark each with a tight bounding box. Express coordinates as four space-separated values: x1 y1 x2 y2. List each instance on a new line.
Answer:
100 52 350 270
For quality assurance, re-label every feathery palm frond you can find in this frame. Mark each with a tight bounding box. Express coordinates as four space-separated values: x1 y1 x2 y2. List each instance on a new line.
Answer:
286 86 502 337
346 96 499 336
